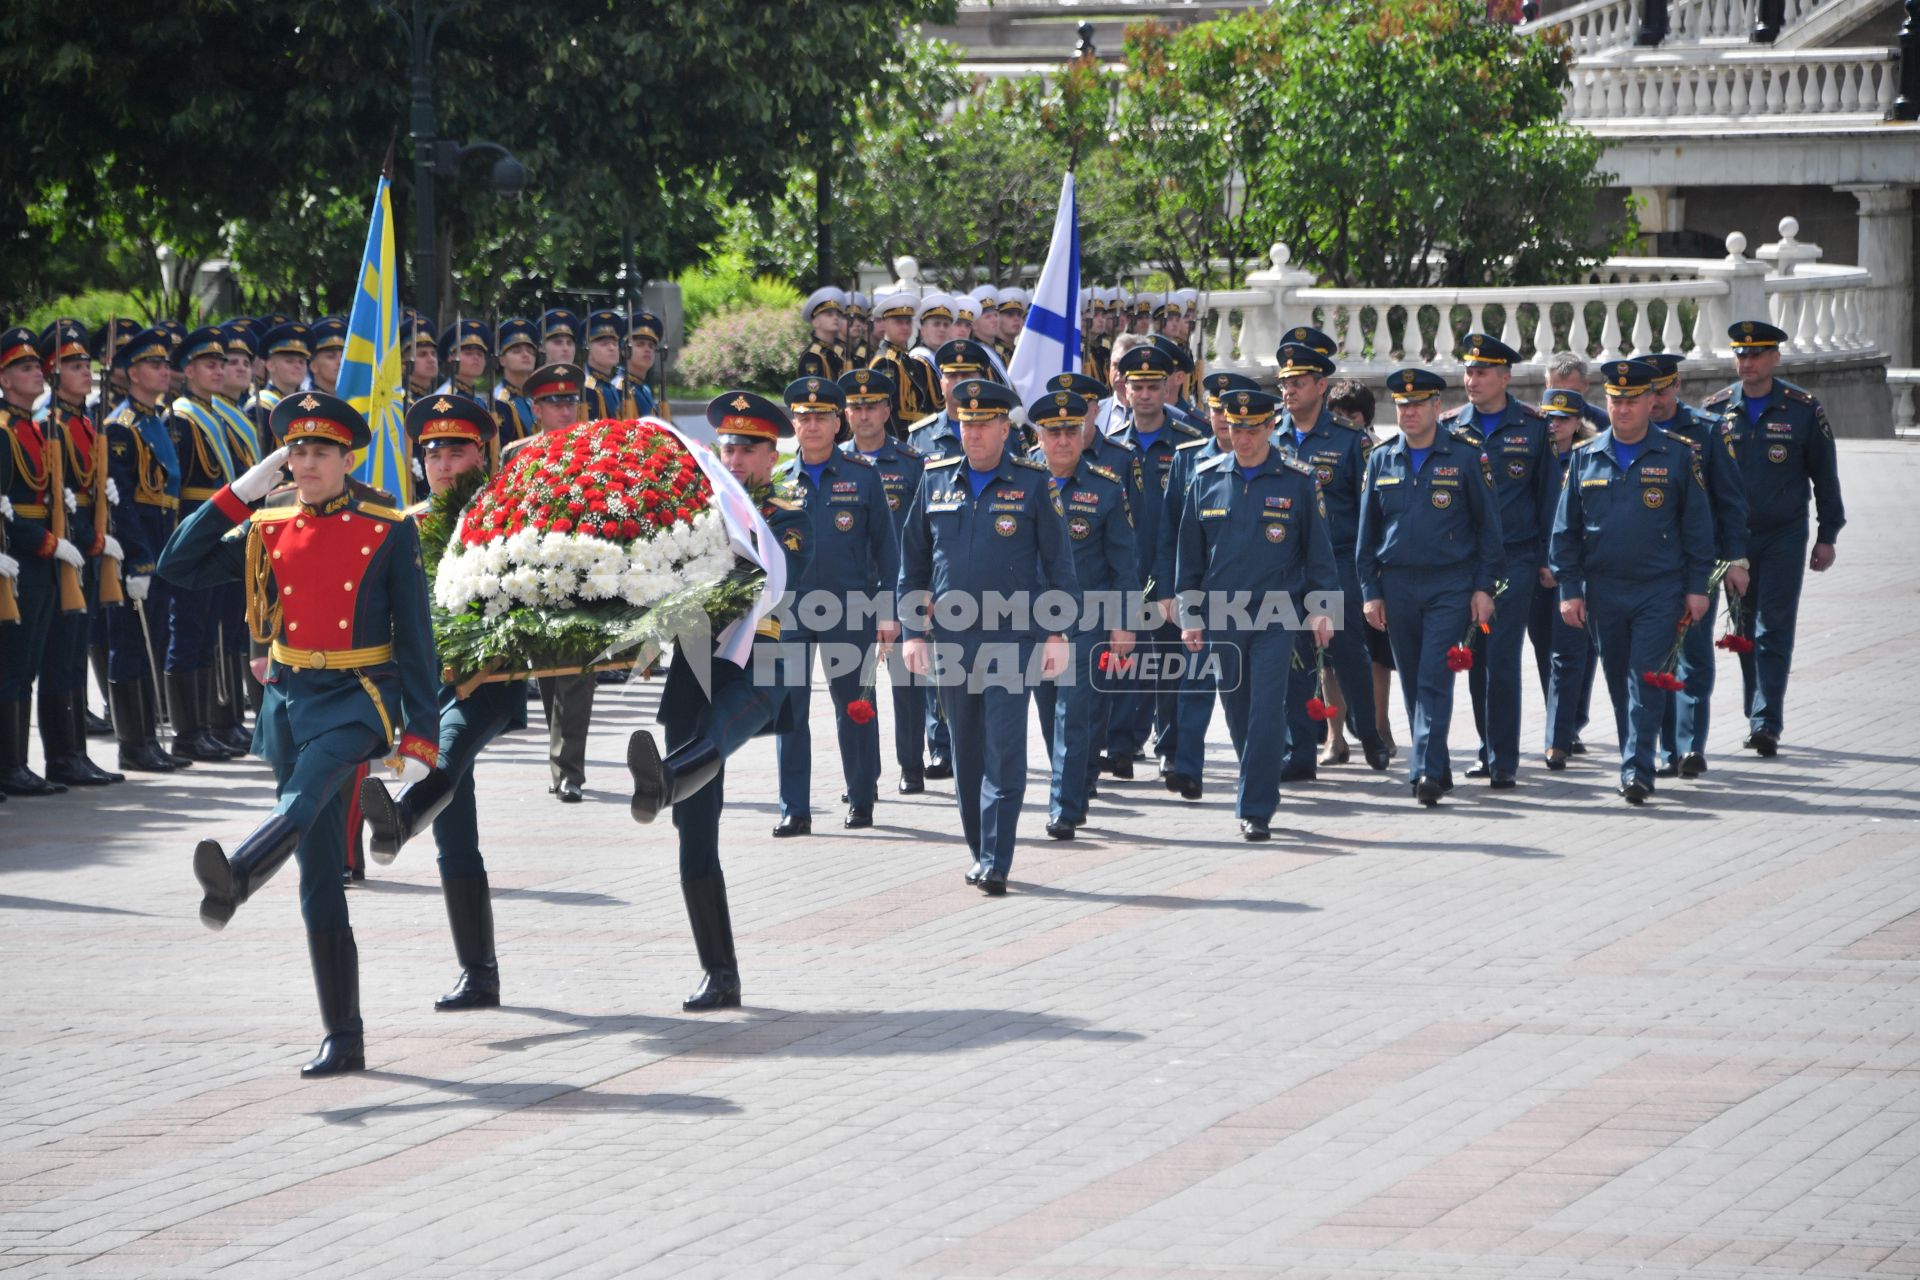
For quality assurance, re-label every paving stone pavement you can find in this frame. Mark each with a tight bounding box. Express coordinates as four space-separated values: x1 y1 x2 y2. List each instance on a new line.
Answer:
1 440 1916 1280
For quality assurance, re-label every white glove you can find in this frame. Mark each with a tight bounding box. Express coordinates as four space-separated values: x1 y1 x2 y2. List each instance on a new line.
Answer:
0 496 10 517
65 488 78 513
385 755 431 784
0 552 18 579
53 539 85 569
107 478 120 505
127 574 151 602
103 535 124 561
231 445 291 504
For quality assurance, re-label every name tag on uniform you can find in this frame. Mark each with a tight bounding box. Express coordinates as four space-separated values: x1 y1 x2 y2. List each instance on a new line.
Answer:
988 501 1024 512
1501 440 1530 452
1581 477 1609 488
1199 508 1229 519
926 501 963 513
1373 477 1402 488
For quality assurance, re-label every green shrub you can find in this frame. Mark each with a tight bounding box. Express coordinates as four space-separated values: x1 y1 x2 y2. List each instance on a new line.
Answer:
675 305 805 394
676 251 802 337
14 290 148 335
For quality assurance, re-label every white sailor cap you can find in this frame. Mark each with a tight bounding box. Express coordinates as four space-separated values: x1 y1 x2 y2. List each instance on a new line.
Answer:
802 287 846 321
916 292 956 323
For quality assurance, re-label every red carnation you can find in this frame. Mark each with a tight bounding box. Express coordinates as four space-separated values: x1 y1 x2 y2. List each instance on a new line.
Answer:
552 518 573 534
846 699 876 725
621 519 641 538
567 500 585 515
1306 698 1341 722
1446 645 1473 673
1716 633 1754 654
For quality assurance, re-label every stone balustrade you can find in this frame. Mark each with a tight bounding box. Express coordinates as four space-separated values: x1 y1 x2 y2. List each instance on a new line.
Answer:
1565 46 1902 125
1890 369 1920 435
1523 0 1836 55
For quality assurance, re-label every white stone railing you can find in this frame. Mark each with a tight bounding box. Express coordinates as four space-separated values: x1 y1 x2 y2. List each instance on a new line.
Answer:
1565 46 1901 124
1885 369 1918 436
1522 0 1836 55
1193 220 1880 379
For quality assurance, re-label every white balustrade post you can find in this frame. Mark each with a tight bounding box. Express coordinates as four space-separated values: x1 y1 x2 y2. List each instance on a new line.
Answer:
1694 232 1771 356
1242 243 1313 373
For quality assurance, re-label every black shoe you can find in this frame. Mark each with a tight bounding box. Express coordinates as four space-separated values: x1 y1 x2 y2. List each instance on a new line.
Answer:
114 680 182 773
361 767 457 866
1045 820 1075 840
1086 781 1100 800
1363 746 1393 772
84 709 113 737
435 874 500 1011
897 772 924 795
1465 761 1491 779
680 873 741 1010
1103 754 1133 780
1745 731 1778 758
171 670 235 761
1489 773 1517 790
1165 772 1203 800
979 875 1008 897
1568 738 1588 755
844 808 873 829
301 928 366 1077
556 778 583 803
772 816 812 837
1279 763 1316 784
194 813 301 931
1679 753 1707 779
627 730 722 824
1240 816 1270 841
1544 750 1567 771
923 759 954 780
41 687 121 786
1414 776 1444 807
1656 759 1680 778
1620 780 1651 805
1 701 64 796
56 689 123 783
1441 772 1455 792
964 856 987 886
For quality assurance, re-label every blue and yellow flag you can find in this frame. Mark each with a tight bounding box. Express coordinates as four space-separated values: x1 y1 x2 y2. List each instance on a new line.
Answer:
338 175 409 503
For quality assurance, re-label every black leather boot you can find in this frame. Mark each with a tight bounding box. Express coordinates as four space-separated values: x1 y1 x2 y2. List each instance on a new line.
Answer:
360 767 457 865
86 645 114 736
302 928 366 1077
435 874 500 1011
168 669 232 761
1 700 65 796
112 682 180 772
193 812 301 930
217 654 254 755
145 678 193 768
207 660 250 756
680 873 741 1011
43 687 121 786
627 730 722 824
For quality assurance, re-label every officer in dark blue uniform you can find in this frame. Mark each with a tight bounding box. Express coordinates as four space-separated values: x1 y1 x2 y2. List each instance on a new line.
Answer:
1356 368 1504 806
306 316 347 396
433 319 491 399
101 326 186 773
1028 389 1137 839
625 391 812 1010
1442 334 1556 788
1274 340 1394 778
161 391 441 1075
1176 388 1338 839
1531 389 1599 770
359 392 521 1012
1156 370 1248 799
907 340 1013 461
1044 370 1139 489
1701 320 1844 758
618 312 667 421
538 307 582 368
898 378 1078 895
1550 359 1714 804
772 375 899 834
1110 343 1204 780
1646 350 1751 778
491 318 539 453
838 367 930 793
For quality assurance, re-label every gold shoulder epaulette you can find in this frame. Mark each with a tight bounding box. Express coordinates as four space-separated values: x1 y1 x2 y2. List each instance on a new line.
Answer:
250 505 300 525
1702 387 1735 407
1175 436 1212 451
1086 463 1119 483
353 500 411 523
926 455 964 469
838 450 874 468
1012 456 1048 472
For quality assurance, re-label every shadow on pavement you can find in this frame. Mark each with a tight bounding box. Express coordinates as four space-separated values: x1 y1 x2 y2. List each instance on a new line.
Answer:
0 893 152 916
315 1068 738 1125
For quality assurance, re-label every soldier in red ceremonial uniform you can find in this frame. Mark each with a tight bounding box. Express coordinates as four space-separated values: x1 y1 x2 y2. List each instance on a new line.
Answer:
158 392 441 1076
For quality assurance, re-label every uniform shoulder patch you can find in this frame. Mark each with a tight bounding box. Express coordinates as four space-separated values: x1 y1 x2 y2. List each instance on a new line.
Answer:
1170 420 1203 438
1195 452 1233 473
907 411 942 434
1447 424 1483 447
837 450 874 468
1283 455 1315 476
925 455 965 470
1085 463 1120 483
107 406 137 427
894 440 923 459
1012 456 1048 472
1701 387 1735 408
250 506 300 525
354 501 411 523
1175 436 1212 451
1519 401 1546 419
1782 384 1816 406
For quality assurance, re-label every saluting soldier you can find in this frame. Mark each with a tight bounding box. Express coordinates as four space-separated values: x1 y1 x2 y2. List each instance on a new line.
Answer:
1550 359 1714 804
1442 334 1557 789
306 317 347 395
162 393 440 1075
798 288 848 381
434 319 491 400
1356 368 1503 806
1176 388 1338 840
360 393 520 1012
1646 351 1750 778
1029 390 1136 840
34 321 125 787
1271 336 1393 778
101 327 186 774
1 327 86 795
771 375 899 834
1702 319 1844 759
617 312 669 421
490 317 540 451
1112 343 1204 781
625 391 812 1011
838 367 929 793
581 310 626 418
898 378 1076 895
869 292 942 434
